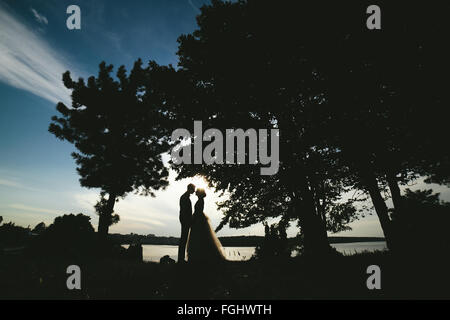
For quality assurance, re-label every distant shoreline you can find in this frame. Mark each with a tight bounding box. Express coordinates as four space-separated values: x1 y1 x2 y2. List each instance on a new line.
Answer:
111 234 385 247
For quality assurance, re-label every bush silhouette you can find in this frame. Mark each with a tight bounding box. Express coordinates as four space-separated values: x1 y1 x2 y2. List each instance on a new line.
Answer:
31 222 46 235
393 189 450 254
253 223 291 261
0 222 30 247
29 213 97 259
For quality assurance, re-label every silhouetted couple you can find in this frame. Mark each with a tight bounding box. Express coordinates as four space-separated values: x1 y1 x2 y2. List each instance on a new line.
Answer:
178 183 225 264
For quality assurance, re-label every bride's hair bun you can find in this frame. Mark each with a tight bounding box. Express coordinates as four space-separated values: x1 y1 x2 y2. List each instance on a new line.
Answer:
196 188 206 197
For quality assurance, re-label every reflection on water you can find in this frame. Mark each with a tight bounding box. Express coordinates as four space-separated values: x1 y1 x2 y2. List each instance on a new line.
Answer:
124 241 387 262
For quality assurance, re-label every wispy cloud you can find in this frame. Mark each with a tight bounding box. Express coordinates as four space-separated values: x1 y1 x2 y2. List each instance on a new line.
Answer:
0 178 23 189
0 177 39 192
9 203 61 215
73 191 173 231
187 0 201 13
0 4 80 105
30 8 48 25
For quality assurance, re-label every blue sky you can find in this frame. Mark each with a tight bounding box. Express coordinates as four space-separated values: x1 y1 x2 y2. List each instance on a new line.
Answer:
0 0 447 238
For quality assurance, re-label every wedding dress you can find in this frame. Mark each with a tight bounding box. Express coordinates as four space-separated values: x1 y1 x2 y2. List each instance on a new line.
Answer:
187 197 226 263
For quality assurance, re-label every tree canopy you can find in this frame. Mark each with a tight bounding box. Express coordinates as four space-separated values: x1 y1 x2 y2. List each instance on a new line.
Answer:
167 0 449 252
49 60 173 238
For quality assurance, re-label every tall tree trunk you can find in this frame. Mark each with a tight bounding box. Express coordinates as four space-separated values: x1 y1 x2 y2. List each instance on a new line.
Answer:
98 192 116 241
386 171 406 250
297 183 331 255
386 172 403 219
300 210 331 255
359 170 394 250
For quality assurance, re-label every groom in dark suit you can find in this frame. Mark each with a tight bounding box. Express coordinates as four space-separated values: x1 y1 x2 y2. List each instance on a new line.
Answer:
178 183 196 263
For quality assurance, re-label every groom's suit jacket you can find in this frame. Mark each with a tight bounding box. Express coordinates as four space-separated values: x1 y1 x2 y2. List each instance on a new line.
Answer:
179 192 192 226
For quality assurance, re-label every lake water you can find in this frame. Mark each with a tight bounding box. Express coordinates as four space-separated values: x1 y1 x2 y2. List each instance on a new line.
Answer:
331 241 387 255
124 241 387 262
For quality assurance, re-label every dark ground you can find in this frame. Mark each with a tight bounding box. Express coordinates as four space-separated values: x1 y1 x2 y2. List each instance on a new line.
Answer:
1 251 449 300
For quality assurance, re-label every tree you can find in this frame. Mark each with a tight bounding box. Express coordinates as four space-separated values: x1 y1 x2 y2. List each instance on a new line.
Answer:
168 0 450 254
168 0 369 255
320 2 450 249
49 60 171 239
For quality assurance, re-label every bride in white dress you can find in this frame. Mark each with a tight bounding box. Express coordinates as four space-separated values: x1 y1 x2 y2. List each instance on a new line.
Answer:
186 188 226 264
